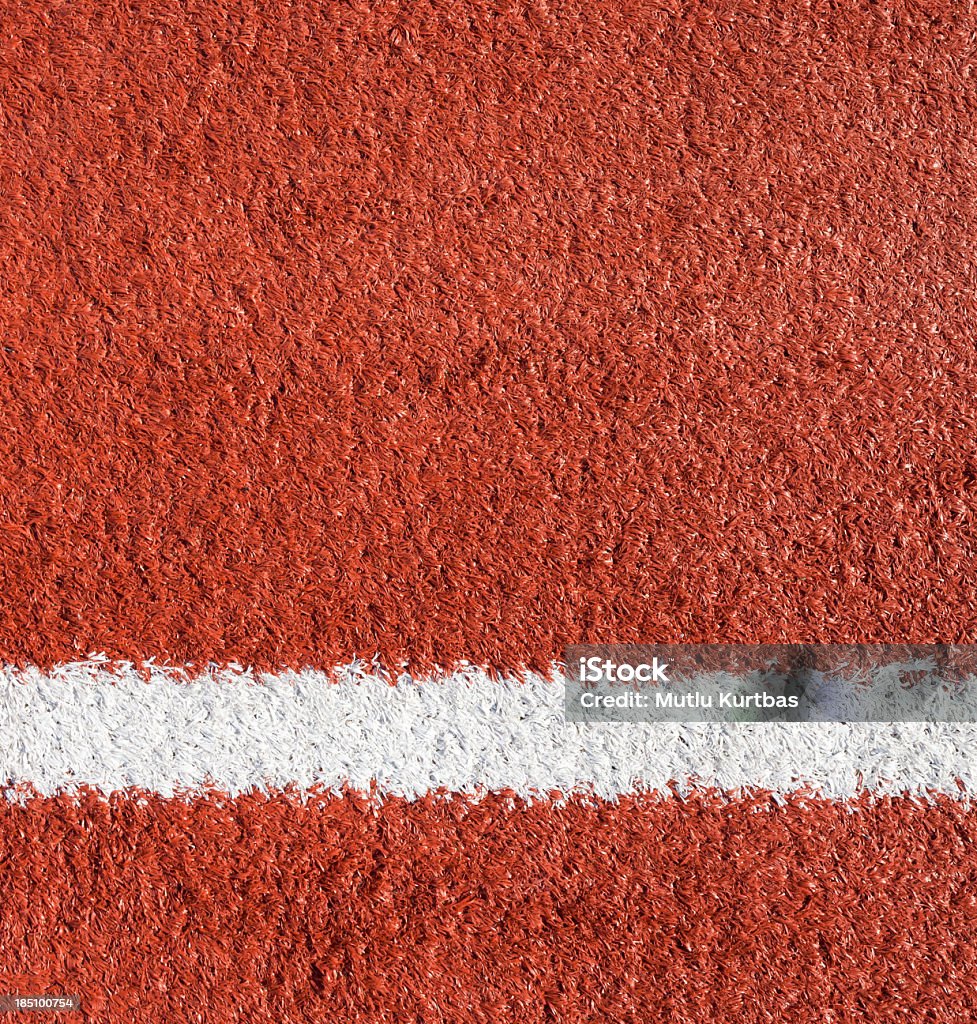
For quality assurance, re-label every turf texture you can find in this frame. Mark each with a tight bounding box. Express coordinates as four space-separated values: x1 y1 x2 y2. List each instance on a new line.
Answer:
1 0 974 671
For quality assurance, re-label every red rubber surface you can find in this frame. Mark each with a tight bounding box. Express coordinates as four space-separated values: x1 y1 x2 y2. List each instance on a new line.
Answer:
2 789 975 1022
2 1 976 670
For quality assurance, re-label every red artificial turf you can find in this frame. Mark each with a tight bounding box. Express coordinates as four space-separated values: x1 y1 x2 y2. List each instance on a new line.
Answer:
1 0 975 671
1 789 976 1022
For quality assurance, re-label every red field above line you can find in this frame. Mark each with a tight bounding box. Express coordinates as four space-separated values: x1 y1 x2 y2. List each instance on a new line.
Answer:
1 0 975 670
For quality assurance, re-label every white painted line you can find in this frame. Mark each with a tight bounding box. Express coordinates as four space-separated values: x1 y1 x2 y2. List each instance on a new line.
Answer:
0 660 973 799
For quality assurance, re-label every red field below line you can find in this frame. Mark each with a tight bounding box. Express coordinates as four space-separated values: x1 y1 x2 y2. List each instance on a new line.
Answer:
1 789 975 1022
1 0 976 670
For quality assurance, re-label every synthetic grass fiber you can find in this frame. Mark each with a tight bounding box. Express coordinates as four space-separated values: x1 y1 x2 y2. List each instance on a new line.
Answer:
2 2 977 1022
4 790 977 1023
2 0 975 671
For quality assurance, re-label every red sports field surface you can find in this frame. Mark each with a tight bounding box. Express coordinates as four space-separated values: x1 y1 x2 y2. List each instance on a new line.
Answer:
2 0 976 670
2 790 975 1022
